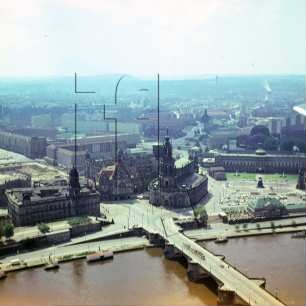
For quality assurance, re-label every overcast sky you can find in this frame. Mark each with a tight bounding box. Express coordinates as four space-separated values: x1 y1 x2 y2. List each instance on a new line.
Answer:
0 0 305 77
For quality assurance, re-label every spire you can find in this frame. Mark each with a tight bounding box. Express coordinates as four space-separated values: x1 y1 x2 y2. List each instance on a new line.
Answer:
74 103 77 168
69 103 80 199
160 134 175 177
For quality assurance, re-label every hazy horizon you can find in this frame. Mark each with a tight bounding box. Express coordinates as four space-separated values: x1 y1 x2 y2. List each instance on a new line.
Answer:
0 73 305 81
0 0 305 77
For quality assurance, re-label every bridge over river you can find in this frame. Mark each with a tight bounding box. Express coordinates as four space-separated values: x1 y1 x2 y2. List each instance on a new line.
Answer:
129 203 287 306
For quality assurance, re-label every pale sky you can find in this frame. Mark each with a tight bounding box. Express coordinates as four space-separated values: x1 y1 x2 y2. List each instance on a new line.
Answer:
0 0 305 77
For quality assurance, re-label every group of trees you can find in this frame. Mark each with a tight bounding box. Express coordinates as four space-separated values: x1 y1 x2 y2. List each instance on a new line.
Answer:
0 222 51 242
194 206 208 226
37 223 50 234
0 223 14 241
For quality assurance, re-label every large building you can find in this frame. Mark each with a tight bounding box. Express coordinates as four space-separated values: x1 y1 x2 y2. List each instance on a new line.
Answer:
98 151 134 200
214 149 306 174
46 133 140 171
85 145 157 200
6 165 100 226
247 197 288 220
0 131 47 159
0 173 31 207
149 136 208 208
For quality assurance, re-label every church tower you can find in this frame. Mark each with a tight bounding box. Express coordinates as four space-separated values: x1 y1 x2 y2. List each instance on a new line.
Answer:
69 103 80 200
201 109 210 134
160 136 176 189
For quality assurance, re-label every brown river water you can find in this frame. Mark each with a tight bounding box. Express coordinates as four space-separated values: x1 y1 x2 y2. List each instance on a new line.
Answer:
0 234 304 306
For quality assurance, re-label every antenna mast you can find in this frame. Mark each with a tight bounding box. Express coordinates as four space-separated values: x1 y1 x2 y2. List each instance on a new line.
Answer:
157 73 160 178
74 103 77 168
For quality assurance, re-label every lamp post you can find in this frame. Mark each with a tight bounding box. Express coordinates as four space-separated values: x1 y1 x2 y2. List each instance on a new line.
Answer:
114 75 127 164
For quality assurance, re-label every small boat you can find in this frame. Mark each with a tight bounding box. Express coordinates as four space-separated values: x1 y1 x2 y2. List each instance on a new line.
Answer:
86 252 103 263
0 271 7 279
215 236 228 244
291 231 306 239
103 251 114 260
44 260 59 271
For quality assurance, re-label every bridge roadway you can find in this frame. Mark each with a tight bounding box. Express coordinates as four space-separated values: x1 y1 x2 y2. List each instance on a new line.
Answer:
128 203 286 306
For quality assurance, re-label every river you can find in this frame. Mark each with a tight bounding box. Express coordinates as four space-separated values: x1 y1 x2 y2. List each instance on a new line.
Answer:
0 233 304 306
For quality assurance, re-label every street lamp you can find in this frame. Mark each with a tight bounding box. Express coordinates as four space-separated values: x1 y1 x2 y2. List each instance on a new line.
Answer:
114 75 128 164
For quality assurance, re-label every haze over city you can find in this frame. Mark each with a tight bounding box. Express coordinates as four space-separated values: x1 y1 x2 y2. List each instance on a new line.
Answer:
0 0 305 77
0 1 305 306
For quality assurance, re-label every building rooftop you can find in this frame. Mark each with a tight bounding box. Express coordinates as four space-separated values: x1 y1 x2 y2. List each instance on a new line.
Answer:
0 173 29 185
6 185 98 206
293 104 306 118
216 151 306 158
248 197 285 211
178 173 207 189
175 157 190 168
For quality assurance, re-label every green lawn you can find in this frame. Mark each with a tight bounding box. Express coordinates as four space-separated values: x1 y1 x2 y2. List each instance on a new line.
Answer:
226 172 298 182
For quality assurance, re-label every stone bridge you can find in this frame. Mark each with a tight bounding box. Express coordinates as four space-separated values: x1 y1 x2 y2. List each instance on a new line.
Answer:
143 218 286 306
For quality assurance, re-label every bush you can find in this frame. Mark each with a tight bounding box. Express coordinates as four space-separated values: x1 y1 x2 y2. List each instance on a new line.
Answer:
271 222 275 229
38 223 50 234
256 223 261 230
194 206 208 226
242 223 248 230
0 225 3 240
68 216 91 227
62 254 73 260
3 223 14 240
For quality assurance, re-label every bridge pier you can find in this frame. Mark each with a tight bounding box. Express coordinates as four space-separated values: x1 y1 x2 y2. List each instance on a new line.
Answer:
147 233 165 247
251 277 266 289
217 285 248 306
217 286 235 305
164 243 183 259
187 260 210 282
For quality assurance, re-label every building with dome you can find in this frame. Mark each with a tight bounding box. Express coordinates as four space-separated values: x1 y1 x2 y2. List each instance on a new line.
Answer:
149 136 208 208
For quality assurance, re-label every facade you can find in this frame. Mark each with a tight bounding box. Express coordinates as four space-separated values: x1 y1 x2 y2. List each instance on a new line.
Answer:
0 131 47 159
6 166 100 226
46 133 140 171
11 127 57 139
214 150 306 174
87 147 156 199
149 136 208 208
98 151 134 200
0 173 31 207
208 167 226 180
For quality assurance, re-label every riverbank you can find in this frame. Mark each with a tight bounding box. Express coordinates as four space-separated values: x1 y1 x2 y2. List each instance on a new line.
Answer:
184 216 306 241
0 237 151 273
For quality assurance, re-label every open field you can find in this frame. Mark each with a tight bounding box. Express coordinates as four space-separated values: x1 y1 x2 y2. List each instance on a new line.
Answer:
226 172 298 183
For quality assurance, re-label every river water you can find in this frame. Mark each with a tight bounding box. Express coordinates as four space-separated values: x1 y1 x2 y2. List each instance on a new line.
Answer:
0 234 304 306
202 233 306 306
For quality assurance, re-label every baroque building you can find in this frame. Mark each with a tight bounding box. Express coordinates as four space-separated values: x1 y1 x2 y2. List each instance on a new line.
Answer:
6 165 100 226
213 149 306 174
98 151 134 200
86 147 157 199
149 136 208 208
